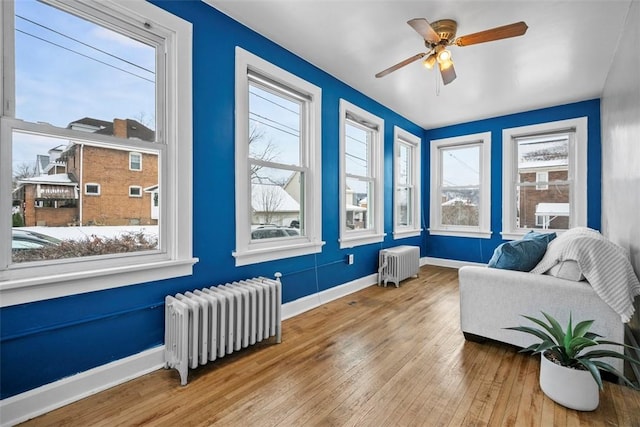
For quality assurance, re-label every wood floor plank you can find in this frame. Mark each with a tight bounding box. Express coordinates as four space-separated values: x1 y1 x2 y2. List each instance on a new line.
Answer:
18 265 640 427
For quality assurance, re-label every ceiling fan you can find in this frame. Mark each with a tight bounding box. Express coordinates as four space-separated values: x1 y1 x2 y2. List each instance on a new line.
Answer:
376 18 528 85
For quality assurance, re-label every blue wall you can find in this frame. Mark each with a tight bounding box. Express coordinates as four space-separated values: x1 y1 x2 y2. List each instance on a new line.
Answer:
0 1 423 399
423 99 602 264
0 2 602 401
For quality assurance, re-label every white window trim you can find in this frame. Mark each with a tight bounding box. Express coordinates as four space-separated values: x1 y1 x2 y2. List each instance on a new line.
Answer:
0 0 196 307
501 117 587 240
536 171 549 190
85 182 101 196
129 185 142 197
232 47 324 266
129 152 142 171
429 132 491 239
338 99 385 249
393 126 422 239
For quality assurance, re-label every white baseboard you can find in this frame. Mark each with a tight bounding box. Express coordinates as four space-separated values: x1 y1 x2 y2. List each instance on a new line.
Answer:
0 346 165 427
1 273 378 426
282 273 377 320
422 256 486 269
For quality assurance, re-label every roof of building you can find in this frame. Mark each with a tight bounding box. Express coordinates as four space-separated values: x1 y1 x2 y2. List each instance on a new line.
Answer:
67 117 112 130
94 119 155 142
17 173 76 185
251 184 300 212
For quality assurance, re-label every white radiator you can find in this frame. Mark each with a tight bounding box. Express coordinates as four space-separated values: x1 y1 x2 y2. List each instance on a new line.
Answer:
164 273 282 385
378 245 420 287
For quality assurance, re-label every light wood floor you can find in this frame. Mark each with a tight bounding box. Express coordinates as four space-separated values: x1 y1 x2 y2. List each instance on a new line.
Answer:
21 266 640 426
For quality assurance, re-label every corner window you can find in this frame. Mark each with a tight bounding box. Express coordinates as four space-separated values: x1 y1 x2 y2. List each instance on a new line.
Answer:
129 152 142 171
502 117 587 239
233 47 323 266
339 100 384 248
85 183 101 196
393 126 422 239
1 0 195 306
429 132 491 238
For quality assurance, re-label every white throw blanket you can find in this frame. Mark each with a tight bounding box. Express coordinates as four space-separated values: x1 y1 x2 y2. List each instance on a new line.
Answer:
531 227 640 323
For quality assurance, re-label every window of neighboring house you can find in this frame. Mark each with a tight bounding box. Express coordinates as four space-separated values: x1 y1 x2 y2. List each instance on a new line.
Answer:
233 47 323 266
429 132 491 238
0 0 194 306
129 152 142 171
502 117 587 239
339 99 384 248
536 171 549 190
129 185 142 197
85 183 101 196
393 126 422 239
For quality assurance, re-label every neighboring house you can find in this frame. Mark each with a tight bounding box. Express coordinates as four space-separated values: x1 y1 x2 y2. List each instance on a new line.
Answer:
251 183 300 227
13 118 159 227
517 140 569 229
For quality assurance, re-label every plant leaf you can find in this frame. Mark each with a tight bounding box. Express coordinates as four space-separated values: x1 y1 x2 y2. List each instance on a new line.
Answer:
573 320 594 339
577 358 604 390
540 312 566 344
581 349 640 366
568 336 599 356
521 314 561 344
590 360 640 391
563 313 573 353
505 326 555 344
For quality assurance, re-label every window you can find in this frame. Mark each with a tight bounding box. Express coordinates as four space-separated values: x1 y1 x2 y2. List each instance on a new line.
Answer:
1 0 194 306
339 99 384 248
536 171 549 190
233 47 323 266
85 183 100 196
502 117 587 239
429 132 491 238
129 152 142 171
129 186 142 197
393 126 422 239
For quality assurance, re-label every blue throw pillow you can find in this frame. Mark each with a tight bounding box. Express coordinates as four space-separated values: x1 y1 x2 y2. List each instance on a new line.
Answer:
488 237 549 272
522 230 556 245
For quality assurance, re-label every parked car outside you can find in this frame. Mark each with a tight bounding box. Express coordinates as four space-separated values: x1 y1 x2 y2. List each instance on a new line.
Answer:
12 228 61 250
251 227 300 240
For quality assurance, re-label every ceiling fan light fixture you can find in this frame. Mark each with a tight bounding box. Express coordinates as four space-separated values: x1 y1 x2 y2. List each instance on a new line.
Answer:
439 57 454 70
423 54 437 69
437 48 451 63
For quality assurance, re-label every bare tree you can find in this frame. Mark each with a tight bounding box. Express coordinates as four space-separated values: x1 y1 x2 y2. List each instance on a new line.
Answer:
12 162 37 189
257 185 284 225
249 123 280 183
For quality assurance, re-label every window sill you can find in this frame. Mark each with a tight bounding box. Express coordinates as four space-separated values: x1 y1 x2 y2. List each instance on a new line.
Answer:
501 229 566 241
0 257 199 307
392 229 422 239
233 240 325 266
339 232 386 249
428 229 492 239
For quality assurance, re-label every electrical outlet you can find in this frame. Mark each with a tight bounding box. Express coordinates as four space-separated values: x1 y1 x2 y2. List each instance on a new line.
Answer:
347 254 354 265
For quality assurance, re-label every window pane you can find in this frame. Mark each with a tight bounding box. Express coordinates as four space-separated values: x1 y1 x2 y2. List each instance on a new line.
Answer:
11 130 160 264
345 177 371 230
440 188 479 226
397 143 410 186
517 182 570 230
14 0 157 134
396 187 412 227
517 137 568 183
345 123 369 177
248 83 301 166
442 145 479 187
250 167 301 234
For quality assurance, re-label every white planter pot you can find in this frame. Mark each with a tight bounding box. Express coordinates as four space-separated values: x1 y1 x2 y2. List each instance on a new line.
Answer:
539 352 599 411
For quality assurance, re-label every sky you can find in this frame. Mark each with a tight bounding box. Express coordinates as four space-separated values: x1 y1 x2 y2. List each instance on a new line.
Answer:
11 0 156 173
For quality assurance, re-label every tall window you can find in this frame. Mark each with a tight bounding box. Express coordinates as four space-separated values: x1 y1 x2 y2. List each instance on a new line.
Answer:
502 118 587 239
429 132 491 238
393 126 421 239
339 100 384 248
1 0 194 306
234 47 323 266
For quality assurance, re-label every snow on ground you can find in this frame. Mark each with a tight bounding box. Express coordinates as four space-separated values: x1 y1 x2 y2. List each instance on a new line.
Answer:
22 226 159 241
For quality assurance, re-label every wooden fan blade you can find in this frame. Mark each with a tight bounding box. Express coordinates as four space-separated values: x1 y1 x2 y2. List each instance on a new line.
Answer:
407 18 441 44
375 53 426 78
454 21 528 47
439 61 457 85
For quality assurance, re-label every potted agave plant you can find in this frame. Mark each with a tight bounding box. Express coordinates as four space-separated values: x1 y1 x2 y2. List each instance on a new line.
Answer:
508 312 640 411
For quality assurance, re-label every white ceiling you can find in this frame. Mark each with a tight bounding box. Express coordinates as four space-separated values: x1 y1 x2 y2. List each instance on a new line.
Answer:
205 0 632 129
